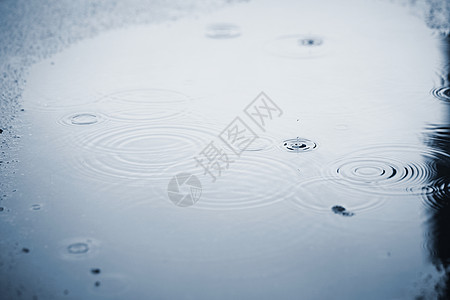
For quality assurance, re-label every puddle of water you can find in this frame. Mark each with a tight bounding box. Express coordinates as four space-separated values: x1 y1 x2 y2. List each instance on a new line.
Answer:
1 0 450 299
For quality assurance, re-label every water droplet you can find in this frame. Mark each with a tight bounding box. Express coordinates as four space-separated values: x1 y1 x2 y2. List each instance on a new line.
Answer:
282 138 317 152
205 23 241 39
68 242 89 254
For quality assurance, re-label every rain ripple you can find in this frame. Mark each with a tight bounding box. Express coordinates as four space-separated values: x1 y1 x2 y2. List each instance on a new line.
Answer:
432 87 450 102
59 112 105 126
325 145 450 198
291 177 386 215
59 238 100 261
281 137 317 152
98 89 191 123
69 123 218 184
162 154 299 210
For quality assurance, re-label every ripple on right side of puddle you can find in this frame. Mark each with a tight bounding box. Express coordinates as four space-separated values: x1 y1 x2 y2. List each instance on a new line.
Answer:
431 86 450 103
325 144 450 199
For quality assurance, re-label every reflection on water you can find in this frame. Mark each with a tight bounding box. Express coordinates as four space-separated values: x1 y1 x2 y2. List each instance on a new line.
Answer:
423 34 450 299
0 0 449 299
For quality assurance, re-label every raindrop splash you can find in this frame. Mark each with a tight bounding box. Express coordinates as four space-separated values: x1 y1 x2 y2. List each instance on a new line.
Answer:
282 137 317 152
326 145 450 197
298 37 323 47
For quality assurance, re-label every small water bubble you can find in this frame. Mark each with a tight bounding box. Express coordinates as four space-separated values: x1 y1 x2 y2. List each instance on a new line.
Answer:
67 242 89 254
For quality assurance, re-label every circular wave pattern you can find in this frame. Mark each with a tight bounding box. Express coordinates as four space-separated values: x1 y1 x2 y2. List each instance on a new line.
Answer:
282 138 317 152
70 124 217 184
59 112 105 126
59 238 100 261
266 34 328 59
205 23 241 39
291 177 386 215
420 178 450 210
240 136 276 152
326 145 450 197
432 87 450 102
98 89 191 123
162 153 299 210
